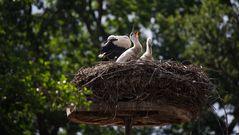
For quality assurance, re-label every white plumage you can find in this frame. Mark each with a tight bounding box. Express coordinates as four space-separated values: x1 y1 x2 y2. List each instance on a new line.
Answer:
98 35 131 61
116 32 142 63
108 35 131 49
139 37 154 61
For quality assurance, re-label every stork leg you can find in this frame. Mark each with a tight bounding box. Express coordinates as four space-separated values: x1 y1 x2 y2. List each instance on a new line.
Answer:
124 117 133 135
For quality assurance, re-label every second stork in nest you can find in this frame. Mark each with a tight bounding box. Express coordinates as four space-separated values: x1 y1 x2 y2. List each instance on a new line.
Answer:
98 35 131 61
139 37 154 61
116 32 142 63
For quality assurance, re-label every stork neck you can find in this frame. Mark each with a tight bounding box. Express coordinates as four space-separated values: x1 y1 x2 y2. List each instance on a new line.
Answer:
146 43 152 55
132 40 142 52
133 39 140 47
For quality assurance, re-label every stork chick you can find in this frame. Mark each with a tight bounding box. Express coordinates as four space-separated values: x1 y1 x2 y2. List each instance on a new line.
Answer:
116 32 142 63
139 37 154 61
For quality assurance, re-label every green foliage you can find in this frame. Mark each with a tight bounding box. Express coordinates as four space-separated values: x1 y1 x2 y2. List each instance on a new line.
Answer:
0 0 239 134
153 0 239 134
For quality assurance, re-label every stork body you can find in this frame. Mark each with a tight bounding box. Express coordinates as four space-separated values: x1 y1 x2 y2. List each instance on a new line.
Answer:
116 32 142 63
98 35 131 61
139 37 154 61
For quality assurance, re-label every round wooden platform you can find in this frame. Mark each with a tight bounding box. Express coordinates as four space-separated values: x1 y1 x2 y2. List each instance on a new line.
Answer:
66 101 192 126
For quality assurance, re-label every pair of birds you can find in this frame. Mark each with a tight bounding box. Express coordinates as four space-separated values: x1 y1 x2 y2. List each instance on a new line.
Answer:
98 32 154 62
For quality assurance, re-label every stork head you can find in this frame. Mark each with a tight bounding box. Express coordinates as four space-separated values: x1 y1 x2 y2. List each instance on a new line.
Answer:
104 35 131 49
135 32 139 38
146 37 152 47
107 35 116 40
113 35 131 48
103 35 118 45
129 31 139 43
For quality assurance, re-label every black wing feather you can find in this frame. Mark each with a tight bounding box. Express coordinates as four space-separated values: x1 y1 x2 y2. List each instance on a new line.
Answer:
100 41 128 61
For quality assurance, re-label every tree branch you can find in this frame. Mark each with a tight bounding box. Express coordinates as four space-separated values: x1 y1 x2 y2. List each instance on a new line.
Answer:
78 1 94 36
88 0 96 21
96 0 107 40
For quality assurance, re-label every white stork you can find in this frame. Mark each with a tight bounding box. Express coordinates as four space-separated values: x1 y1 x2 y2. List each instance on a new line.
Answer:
139 37 154 61
116 32 142 63
98 35 131 61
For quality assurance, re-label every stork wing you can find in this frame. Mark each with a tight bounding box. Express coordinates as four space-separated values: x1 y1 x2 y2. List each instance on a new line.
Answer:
100 43 128 60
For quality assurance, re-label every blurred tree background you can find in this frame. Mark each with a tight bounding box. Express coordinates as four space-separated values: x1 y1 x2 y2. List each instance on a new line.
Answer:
0 0 239 134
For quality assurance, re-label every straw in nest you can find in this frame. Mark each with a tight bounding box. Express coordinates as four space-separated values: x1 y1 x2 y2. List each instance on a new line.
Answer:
72 60 212 115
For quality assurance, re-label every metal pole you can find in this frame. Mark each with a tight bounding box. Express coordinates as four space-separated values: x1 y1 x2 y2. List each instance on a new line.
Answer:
124 117 132 135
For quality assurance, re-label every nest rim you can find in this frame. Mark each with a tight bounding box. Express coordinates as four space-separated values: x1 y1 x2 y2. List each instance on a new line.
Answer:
69 60 212 126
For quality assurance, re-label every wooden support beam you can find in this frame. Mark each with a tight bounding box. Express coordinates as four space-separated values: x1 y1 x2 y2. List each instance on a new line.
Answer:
124 117 133 135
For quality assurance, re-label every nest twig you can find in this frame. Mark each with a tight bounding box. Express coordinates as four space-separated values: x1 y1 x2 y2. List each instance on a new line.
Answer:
72 60 212 115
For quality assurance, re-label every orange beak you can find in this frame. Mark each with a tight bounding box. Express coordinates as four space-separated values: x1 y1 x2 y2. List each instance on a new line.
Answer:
135 31 139 38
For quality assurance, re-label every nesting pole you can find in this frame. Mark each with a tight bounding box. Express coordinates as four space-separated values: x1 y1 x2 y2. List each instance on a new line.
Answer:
67 60 212 135
67 102 195 135
124 117 133 135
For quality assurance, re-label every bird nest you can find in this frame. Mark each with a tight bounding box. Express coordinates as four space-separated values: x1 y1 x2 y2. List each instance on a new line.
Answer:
68 60 212 126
